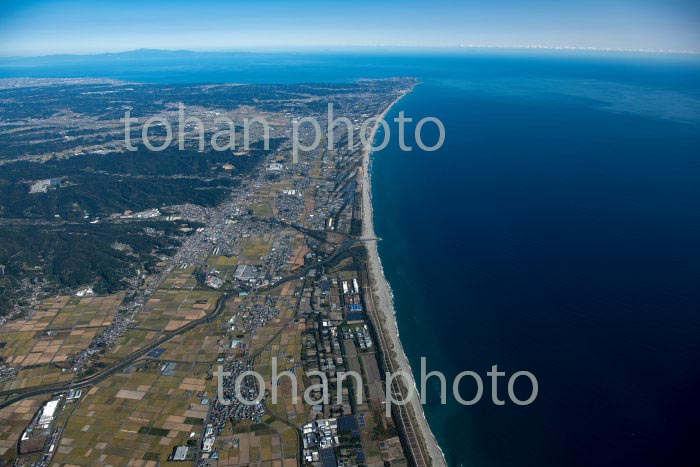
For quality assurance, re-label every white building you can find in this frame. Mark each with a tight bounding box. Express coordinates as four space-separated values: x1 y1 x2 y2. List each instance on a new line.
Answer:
38 399 59 426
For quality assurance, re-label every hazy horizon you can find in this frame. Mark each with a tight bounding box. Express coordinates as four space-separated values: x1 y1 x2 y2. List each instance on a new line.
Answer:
1 45 699 61
1 0 698 56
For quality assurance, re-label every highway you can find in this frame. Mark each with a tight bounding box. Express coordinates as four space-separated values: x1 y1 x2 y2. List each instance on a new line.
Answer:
0 292 230 410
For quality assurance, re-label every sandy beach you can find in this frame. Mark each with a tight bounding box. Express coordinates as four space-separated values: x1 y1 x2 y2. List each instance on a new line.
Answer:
360 89 448 467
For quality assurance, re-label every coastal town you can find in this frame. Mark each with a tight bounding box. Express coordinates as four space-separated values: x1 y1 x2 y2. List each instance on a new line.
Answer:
3 0 699 464
0 78 446 467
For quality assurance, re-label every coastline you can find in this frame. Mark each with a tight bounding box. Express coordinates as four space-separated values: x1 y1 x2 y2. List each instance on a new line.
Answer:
360 88 448 467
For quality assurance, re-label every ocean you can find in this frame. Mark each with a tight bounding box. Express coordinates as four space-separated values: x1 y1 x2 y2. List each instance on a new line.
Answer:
2 49 699 466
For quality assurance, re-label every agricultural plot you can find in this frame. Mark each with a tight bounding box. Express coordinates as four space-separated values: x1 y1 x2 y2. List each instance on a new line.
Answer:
236 235 273 264
0 364 72 392
0 294 123 365
251 201 274 218
159 327 224 363
242 283 308 425
288 235 311 270
160 265 199 289
0 396 48 461
156 296 252 364
207 255 240 278
255 318 307 426
134 289 221 332
48 294 123 329
52 361 215 466
212 419 298 467
250 185 275 219
0 294 124 390
101 329 161 366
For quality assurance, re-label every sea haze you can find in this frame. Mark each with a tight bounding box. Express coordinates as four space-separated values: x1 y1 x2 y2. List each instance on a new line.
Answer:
2 49 699 466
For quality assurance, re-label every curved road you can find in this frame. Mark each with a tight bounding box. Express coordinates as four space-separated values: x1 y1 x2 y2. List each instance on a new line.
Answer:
0 293 230 409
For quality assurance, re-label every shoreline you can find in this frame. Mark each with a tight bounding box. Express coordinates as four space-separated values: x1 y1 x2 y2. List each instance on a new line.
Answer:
360 87 448 467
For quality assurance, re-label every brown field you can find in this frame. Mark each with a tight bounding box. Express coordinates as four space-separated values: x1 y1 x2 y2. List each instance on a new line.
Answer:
133 289 221 332
0 294 124 390
236 235 273 264
247 284 308 426
159 266 198 289
213 419 298 466
52 361 214 466
0 396 49 461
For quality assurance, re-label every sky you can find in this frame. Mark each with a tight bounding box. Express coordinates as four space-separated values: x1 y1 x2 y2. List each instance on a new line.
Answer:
0 0 698 56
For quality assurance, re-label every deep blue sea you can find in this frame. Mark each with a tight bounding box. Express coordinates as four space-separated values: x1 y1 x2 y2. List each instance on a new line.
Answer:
2 49 699 466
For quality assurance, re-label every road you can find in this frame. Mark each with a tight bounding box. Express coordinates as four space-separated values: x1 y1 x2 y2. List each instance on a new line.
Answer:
0 292 230 409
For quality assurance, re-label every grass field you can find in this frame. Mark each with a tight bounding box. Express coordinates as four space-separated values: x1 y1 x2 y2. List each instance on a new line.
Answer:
237 235 273 264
